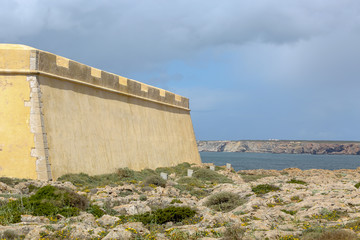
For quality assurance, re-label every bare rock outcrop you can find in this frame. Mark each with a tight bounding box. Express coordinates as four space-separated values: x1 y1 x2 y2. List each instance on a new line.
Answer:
197 140 360 155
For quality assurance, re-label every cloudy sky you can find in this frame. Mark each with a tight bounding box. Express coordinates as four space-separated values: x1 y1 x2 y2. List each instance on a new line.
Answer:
1 0 360 141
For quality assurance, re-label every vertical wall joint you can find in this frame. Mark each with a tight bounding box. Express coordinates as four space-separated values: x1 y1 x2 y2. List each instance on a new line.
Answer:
26 75 52 180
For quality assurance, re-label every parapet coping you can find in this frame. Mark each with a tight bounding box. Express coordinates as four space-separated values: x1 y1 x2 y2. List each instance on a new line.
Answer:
0 44 190 111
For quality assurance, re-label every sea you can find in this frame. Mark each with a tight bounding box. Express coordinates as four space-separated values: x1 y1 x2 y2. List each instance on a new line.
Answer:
200 152 360 171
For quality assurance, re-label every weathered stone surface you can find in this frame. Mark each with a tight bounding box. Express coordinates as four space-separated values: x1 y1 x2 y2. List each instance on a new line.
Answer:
97 215 119 228
113 203 151 215
21 215 50 224
102 226 132 240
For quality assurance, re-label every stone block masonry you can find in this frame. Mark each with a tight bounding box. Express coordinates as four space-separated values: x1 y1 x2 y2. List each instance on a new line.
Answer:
0 44 201 180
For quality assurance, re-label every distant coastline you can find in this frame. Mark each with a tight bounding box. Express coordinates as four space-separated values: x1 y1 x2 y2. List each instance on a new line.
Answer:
197 140 360 155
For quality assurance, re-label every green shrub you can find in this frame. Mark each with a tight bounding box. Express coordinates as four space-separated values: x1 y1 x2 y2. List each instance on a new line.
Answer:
58 172 125 189
287 179 307 185
139 194 147 201
87 205 105 218
251 184 280 195
193 168 232 184
239 174 273 183
143 175 166 188
137 206 196 224
31 185 88 210
215 166 225 171
204 192 247 212
119 206 196 225
278 235 299 240
28 184 39 193
0 177 27 187
131 169 157 182
173 162 193 176
302 228 357 240
222 224 245 240
177 177 205 188
58 173 98 187
171 199 183 204
117 168 135 179
311 209 347 221
0 230 19 240
155 162 193 177
189 189 209 199
165 229 190 239
58 164 194 190
281 209 297 215
0 185 88 225
291 195 302 202
355 182 360 189
344 219 360 231
174 179 210 199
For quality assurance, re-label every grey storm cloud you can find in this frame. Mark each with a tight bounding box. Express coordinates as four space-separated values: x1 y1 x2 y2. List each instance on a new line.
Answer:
2 0 360 76
1 0 360 140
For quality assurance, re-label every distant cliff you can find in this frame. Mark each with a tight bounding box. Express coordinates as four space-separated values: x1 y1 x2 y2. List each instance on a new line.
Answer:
197 140 360 155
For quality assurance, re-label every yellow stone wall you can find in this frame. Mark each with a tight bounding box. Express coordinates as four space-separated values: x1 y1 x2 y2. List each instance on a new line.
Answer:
0 75 37 179
0 44 201 180
0 45 38 178
39 75 199 179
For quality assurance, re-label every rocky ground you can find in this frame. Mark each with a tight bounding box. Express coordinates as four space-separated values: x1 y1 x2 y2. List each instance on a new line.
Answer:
1 164 360 239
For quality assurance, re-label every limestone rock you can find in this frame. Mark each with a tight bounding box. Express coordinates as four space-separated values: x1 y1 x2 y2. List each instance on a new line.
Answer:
102 226 132 240
97 215 119 228
21 215 50 224
123 222 150 235
113 203 151 215
24 226 49 240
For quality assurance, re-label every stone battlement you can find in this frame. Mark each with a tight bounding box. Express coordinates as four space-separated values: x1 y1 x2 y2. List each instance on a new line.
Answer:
0 44 189 110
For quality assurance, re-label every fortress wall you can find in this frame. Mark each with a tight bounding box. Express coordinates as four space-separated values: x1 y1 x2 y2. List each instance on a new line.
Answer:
39 74 199 179
0 45 37 179
0 44 201 180
0 75 37 179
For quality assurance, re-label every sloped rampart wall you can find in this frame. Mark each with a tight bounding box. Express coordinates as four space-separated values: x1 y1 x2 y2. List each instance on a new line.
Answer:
0 44 200 180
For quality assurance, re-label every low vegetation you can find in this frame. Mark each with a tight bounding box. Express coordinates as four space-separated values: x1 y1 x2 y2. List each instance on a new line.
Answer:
57 172 123 189
119 206 196 225
143 175 167 188
0 230 19 240
87 204 105 218
310 209 348 221
58 163 199 190
251 184 280 195
0 185 88 225
204 192 247 212
238 173 274 182
177 177 205 188
0 177 27 187
2 165 360 239
192 168 233 184
154 162 193 177
301 228 358 240
281 209 297 215
222 224 245 240
287 179 307 185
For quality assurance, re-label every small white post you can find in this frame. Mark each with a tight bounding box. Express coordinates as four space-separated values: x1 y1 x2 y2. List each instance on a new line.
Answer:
187 169 193 177
160 172 168 180
209 166 215 171
226 163 231 170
